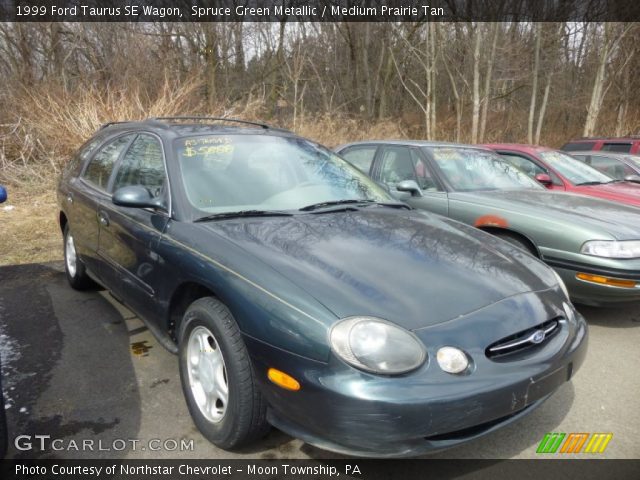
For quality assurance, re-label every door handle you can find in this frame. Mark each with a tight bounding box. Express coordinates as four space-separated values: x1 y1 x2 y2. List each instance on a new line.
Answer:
98 211 109 227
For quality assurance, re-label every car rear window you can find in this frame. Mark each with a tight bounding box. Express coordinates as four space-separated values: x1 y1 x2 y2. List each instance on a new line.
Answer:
561 142 596 152
601 143 632 153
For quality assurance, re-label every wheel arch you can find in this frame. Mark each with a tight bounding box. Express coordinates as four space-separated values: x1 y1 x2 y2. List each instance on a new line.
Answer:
476 226 540 257
167 282 219 342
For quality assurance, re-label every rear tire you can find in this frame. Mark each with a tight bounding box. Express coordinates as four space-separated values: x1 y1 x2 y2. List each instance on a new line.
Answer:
495 232 537 256
178 297 268 450
63 225 94 290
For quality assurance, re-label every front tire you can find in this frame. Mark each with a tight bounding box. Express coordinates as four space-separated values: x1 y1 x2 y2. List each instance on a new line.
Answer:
178 297 268 449
63 225 94 290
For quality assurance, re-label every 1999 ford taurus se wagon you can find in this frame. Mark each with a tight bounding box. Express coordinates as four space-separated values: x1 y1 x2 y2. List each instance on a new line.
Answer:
57 118 587 457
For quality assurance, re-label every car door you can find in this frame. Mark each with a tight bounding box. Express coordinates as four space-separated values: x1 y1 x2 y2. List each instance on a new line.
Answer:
70 133 134 281
372 145 449 216
98 133 171 324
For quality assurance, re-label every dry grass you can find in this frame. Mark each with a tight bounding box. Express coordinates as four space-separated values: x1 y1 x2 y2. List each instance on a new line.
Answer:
0 185 61 266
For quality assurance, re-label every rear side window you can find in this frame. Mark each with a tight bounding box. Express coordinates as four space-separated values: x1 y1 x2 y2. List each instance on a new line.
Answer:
340 146 377 174
590 156 635 179
64 134 107 175
601 143 632 153
113 134 166 197
83 134 134 189
562 142 595 152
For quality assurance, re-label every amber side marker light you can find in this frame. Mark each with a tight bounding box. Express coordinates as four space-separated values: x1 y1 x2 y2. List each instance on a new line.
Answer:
576 273 637 289
268 368 301 391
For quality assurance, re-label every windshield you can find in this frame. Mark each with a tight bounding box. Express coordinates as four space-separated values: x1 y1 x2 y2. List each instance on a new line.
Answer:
424 147 543 191
539 151 613 185
174 134 393 215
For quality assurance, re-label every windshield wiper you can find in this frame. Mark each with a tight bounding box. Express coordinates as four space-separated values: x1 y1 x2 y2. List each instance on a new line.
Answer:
299 199 375 211
194 210 293 222
575 181 605 186
360 201 412 210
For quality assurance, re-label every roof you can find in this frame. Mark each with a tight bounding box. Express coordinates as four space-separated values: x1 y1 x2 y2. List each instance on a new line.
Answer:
570 151 640 159
336 140 492 150
481 143 555 154
99 117 293 137
565 136 640 142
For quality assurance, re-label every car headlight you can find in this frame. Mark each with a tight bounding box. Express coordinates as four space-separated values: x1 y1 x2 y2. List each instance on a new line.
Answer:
330 317 427 375
552 269 571 301
581 240 640 259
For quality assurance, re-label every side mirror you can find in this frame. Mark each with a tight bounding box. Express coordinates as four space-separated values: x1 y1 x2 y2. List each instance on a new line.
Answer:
113 186 166 211
624 175 640 184
534 173 553 187
0 185 6 204
396 180 423 197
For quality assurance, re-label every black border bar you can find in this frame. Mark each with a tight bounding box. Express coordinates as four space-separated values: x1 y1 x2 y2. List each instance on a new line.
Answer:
2 459 640 480
1 0 640 22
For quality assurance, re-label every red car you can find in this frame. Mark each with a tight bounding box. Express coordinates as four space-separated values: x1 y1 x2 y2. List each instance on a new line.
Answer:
561 136 640 154
482 144 640 208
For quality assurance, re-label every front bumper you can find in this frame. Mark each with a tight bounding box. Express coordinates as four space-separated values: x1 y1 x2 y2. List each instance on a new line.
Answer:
545 256 640 306
245 291 588 457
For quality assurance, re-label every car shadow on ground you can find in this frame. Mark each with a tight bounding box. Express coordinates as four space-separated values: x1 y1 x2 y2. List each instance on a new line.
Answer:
0 262 142 459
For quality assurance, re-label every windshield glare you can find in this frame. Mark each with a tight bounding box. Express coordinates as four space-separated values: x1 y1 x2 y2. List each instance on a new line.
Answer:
539 151 613 184
175 134 392 215
425 147 543 191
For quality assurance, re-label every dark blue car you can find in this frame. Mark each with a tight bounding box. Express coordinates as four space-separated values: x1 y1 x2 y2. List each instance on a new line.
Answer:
57 118 587 457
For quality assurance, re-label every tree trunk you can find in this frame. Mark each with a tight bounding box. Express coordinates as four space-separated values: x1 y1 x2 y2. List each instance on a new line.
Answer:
479 24 499 143
528 24 541 144
535 74 551 144
583 29 609 137
470 26 482 144
204 25 218 111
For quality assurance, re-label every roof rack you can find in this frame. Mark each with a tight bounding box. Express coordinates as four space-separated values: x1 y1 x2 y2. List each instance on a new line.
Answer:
99 121 135 130
148 117 273 130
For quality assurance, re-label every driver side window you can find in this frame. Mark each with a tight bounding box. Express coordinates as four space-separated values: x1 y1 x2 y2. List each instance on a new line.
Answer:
379 146 417 187
379 146 439 191
113 134 167 198
499 153 563 186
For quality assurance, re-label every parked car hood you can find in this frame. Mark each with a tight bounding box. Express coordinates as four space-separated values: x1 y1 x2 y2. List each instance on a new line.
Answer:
571 182 640 207
450 189 640 239
198 208 556 331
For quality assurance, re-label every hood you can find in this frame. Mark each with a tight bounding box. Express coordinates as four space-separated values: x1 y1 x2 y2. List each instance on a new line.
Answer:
451 189 640 239
572 182 640 207
198 208 556 331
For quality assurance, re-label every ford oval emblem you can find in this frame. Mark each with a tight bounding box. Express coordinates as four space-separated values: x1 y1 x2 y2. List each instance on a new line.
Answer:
531 330 546 344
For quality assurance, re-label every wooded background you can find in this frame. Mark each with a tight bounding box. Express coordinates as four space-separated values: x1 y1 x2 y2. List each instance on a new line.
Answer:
0 21 638 186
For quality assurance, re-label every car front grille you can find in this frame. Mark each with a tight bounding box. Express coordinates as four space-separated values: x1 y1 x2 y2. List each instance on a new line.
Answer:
485 318 561 360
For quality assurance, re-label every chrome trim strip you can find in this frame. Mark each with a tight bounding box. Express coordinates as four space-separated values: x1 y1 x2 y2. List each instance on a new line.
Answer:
488 321 558 353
